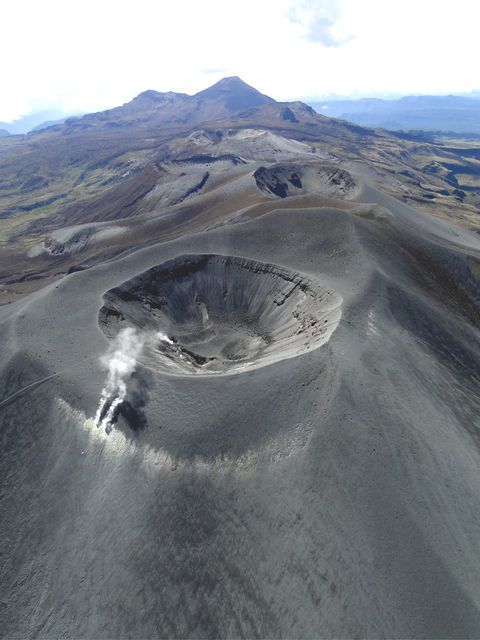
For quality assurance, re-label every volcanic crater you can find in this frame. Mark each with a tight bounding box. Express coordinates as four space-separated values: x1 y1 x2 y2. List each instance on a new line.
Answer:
99 254 342 375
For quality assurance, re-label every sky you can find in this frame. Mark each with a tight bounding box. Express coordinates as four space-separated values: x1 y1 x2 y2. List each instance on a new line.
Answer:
1 0 479 122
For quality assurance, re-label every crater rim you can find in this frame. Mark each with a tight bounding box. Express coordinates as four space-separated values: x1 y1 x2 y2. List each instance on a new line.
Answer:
98 253 342 377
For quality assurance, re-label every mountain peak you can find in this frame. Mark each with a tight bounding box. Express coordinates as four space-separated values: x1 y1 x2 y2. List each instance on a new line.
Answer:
205 76 252 89
194 76 275 111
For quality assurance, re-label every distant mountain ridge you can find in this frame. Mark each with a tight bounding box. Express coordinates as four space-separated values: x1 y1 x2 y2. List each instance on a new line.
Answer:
80 76 277 128
0 109 82 135
6 82 480 136
308 94 480 134
0 77 274 135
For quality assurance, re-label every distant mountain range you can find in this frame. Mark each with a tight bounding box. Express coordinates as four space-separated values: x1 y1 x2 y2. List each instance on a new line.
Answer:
308 95 480 135
0 109 82 135
0 77 276 135
3 87 480 137
77 75 277 129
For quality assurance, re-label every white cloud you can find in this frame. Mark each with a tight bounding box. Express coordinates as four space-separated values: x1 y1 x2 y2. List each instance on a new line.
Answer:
287 0 350 47
0 0 479 121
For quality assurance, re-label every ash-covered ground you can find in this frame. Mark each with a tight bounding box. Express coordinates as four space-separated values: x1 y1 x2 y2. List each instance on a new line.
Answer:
1 188 480 638
1 78 480 638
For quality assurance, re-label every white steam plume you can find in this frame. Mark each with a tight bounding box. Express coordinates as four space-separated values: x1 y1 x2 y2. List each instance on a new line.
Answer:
157 331 174 345
94 327 144 431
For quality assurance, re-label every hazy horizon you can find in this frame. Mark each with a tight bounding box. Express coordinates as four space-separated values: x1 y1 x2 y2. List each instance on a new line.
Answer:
2 0 479 123
3 81 480 131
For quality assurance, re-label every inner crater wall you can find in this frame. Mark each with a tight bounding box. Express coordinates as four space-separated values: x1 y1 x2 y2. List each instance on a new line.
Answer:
99 254 342 375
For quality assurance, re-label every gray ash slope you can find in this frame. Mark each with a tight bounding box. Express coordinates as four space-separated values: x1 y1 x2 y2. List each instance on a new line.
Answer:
1 192 480 639
1 82 480 638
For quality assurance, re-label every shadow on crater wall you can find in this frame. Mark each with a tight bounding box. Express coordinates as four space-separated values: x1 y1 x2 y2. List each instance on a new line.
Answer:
99 254 342 376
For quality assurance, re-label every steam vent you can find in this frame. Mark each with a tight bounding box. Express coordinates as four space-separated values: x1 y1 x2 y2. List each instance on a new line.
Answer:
99 254 342 375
